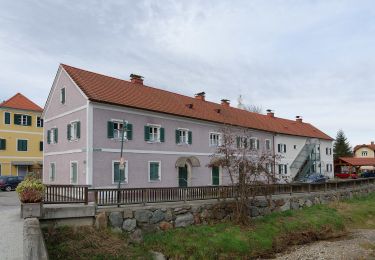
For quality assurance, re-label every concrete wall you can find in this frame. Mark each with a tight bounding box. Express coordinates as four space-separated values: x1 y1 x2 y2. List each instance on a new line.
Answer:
23 218 48 260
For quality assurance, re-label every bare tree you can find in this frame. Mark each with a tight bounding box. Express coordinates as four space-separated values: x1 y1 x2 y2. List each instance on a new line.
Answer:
210 126 284 224
245 104 263 114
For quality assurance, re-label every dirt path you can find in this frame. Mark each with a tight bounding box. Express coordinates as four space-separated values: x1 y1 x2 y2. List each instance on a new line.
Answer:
274 229 375 260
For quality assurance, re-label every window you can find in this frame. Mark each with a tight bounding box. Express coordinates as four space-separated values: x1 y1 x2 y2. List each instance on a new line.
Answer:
212 166 220 185
14 114 31 126
265 139 271 150
278 144 287 153
113 161 128 184
149 161 161 181
294 145 297 149
236 137 247 148
278 164 288 174
176 129 192 144
39 141 43 152
67 121 81 141
37 117 43 128
70 162 78 184
326 163 333 173
145 125 164 142
329 148 332 155
209 133 221 147
60 88 66 104
107 121 133 140
17 139 28 151
362 151 368 156
49 163 56 182
4 112 10 124
250 138 260 150
47 128 58 144
0 138 6 150
266 163 272 173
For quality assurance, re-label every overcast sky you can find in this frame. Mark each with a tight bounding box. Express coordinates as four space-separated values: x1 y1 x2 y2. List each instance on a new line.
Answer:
0 0 374 146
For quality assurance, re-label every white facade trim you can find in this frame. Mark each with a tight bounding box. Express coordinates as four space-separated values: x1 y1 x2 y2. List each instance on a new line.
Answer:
87 101 93 185
99 148 212 156
0 129 43 135
0 156 42 159
44 149 84 156
44 105 87 123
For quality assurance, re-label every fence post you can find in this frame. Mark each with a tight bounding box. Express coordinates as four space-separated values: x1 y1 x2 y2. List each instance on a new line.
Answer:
308 184 311 193
94 190 98 206
84 187 88 205
324 183 327 192
290 185 292 195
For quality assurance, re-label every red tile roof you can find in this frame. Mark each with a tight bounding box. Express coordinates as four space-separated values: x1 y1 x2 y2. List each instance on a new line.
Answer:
0 93 43 112
354 144 375 152
338 157 375 166
61 64 333 140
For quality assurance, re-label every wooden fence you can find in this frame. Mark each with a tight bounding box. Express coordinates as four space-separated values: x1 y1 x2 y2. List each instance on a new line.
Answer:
43 185 89 204
92 177 375 207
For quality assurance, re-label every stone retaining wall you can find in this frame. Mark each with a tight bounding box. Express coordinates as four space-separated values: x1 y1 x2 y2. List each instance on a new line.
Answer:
95 185 375 240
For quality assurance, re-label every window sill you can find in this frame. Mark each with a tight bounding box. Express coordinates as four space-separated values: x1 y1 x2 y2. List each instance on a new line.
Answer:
148 180 161 183
177 142 190 146
112 182 128 185
147 141 161 144
111 138 129 142
68 138 80 143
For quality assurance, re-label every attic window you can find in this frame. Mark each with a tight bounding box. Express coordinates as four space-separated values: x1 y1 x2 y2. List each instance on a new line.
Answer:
60 88 66 104
215 108 221 113
186 104 193 109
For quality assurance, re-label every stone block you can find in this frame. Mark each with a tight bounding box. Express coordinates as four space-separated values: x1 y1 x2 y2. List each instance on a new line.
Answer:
134 209 152 223
123 209 133 219
109 212 123 228
95 212 107 230
159 221 173 231
305 200 313 207
122 218 136 232
249 206 260 217
175 213 194 227
150 209 165 224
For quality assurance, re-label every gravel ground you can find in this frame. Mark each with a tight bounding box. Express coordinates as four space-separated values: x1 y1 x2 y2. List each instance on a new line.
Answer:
0 191 23 260
274 229 375 260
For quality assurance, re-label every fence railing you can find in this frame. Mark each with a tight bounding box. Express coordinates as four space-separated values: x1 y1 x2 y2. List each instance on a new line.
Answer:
91 177 375 207
43 185 89 204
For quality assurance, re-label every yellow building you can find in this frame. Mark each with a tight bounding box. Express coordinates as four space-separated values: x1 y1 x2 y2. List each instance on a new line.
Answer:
354 142 375 171
0 93 43 177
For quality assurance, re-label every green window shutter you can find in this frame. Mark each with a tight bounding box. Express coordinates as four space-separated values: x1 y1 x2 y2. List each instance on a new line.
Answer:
244 138 248 148
144 126 150 141
175 129 180 144
61 88 66 104
27 116 32 126
4 112 10 124
160 128 165 142
283 145 287 153
0 139 5 150
107 121 114 138
54 128 58 143
188 131 192 145
77 122 81 139
256 139 260 150
47 130 51 144
24 140 28 151
236 137 240 148
126 123 133 140
67 124 71 140
278 144 281 152
212 166 220 185
17 140 27 151
39 141 43 151
150 162 159 181
14 114 21 125
17 140 21 151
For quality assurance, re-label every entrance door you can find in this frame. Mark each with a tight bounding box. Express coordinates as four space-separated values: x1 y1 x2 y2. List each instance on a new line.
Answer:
212 166 220 185
17 166 28 177
178 165 188 187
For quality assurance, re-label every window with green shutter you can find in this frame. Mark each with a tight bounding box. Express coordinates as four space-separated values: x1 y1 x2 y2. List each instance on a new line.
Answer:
0 139 6 150
145 125 163 142
17 139 28 151
14 114 21 125
53 128 58 143
149 161 160 181
212 166 220 185
126 123 133 140
60 88 66 104
113 161 127 183
47 130 51 144
4 112 10 124
108 121 114 138
176 129 192 145
108 121 132 140
68 121 80 141
160 128 165 142
39 141 43 151
188 131 192 144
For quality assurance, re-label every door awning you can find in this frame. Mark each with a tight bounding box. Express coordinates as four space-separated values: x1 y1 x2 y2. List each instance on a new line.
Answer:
11 161 34 166
175 156 201 167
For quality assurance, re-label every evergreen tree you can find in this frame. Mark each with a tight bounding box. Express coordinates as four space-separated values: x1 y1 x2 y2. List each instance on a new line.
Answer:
333 129 353 160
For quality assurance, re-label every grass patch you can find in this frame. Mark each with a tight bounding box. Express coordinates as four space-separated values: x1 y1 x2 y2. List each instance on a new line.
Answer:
143 205 345 258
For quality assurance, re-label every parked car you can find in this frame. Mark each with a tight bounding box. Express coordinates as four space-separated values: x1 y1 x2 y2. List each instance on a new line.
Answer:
360 172 375 178
300 174 328 183
335 173 358 179
0 176 24 191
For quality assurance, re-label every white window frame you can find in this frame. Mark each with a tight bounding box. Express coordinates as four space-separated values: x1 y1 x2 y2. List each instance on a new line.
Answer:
178 128 189 144
362 151 368 156
148 124 161 142
111 119 128 140
112 160 129 184
249 137 259 150
4 112 11 125
278 144 287 153
16 138 28 152
49 162 56 182
60 87 66 104
209 132 221 147
69 120 80 141
265 163 273 173
49 127 57 144
265 139 271 150
36 116 43 128
70 161 78 184
20 114 29 126
148 161 161 182
278 164 288 174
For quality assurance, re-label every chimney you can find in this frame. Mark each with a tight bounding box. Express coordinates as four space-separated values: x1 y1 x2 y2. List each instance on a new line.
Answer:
130 74 144 85
221 99 230 107
195 92 206 101
266 109 274 117
371 141 374 145
296 116 303 123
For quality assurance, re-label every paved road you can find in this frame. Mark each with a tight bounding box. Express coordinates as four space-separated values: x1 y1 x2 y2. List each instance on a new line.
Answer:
0 191 23 260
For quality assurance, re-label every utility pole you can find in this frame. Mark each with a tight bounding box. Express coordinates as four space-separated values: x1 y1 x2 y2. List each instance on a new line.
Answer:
118 120 126 207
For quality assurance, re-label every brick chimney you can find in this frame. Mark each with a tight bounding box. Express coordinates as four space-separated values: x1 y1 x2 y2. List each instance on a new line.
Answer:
296 116 303 123
371 141 374 145
266 109 274 117
195 92 206 101
130 74 144 84
221 99 230 107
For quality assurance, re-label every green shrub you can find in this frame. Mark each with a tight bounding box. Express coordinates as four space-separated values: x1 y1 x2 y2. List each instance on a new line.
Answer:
16 176 45 203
